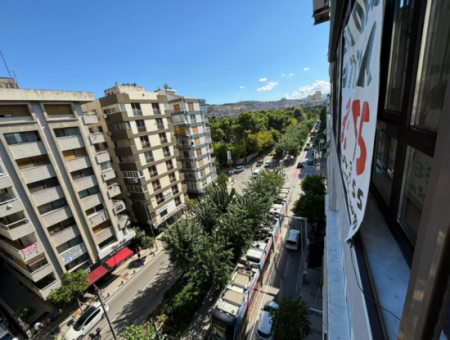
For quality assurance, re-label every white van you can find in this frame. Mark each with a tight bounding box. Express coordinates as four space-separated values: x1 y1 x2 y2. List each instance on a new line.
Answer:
285 230 301 250
253 169 261 179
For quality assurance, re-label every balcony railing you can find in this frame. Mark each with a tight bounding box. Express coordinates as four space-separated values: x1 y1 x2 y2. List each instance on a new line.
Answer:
163 152 171 158
153 185 162 191
149 171 158 178
141 142 151 149
0 218 29 231
137 127 147 133
171 109 185 114
169 176 177 183
132 109 143 116
145 157 155 163
153 109 161 115
156 197 165 204
160 138 168 144
172 188 179 195
166 163 174 170
157 125 165 131
0 196 17 205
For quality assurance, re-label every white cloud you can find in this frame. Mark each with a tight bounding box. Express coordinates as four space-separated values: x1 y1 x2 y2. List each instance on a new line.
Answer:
239 86 245 89
289 73 294 76
281 74 286 77
257 82 278 92
259 78 267 82
304 67 310 71
285 80 330 99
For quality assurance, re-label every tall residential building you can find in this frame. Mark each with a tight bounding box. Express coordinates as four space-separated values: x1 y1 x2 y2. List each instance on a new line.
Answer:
0 87 134 300
82 85 187 234
155 88 216 199
318 0 450 339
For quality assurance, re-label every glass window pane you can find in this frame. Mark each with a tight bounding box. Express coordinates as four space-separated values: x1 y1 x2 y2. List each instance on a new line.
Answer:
66 128 79 137
373 131 397 203
411 0 450 133
385 0 415 112
5 133 23 145
398 147 432 243
55 129 67 138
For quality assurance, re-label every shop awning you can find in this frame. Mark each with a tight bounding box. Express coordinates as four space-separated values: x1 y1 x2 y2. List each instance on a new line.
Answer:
105 247 134 269
87 265 109 288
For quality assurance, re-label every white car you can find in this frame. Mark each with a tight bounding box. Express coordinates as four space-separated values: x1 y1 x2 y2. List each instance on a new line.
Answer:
64 302 107 340
234 165 245 173
255 301 278 340
0 324 17 340
264 161 271 167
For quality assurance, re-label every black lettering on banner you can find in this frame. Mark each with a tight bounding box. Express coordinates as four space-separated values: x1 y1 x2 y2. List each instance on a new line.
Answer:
357 189 364 210
352 179 356 198
357 21 377 87
352 1 366 34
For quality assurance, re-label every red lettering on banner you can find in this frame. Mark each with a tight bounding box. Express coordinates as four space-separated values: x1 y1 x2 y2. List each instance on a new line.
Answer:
351 100 370 175
341 98 351 150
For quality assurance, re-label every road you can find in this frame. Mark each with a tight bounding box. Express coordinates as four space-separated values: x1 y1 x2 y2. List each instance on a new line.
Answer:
227 133 323 340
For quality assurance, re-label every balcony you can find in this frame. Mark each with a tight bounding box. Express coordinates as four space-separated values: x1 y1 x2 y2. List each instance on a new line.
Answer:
95 226 115 244
172 187 179 195
171 110 185 114
149 171 159 178
66 156 91 173
96 150 110 164
132 109 143 117
0 175 12 190
102 168 116 181
0 239 44 261
83 112 99 125
58 136 84 151
152 184 162 192
89 133 105 145
22 163 55 184
160 138 168 144
88 210 109 228
206 137 212 144
1 252 55 282
60 242 87 266
107 183 121 198
204 127 210 133
42 205 73 227
113 200 126 214
137 126 147 133
0 198 22 217
32 186 64 207
51 225 80 247
153 109 161 115
74 175 97 192
35 279 61 300
211 157 216 164
141 142 151 149
169 176 177 183
117 215 129 229
0 218 34 241
166 163 174 170
163 151 171 158
156 196 165 205
81 193 103 211
157 124 165 131
9 141 46 160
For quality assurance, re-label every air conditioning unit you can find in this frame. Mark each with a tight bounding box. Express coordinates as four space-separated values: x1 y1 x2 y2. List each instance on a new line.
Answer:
103 114 109 119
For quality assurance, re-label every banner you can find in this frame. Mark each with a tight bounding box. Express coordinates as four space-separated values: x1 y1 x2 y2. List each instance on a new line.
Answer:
340 0 383 240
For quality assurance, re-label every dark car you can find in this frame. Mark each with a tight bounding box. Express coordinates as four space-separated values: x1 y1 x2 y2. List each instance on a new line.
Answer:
256 160 263 167
297 161 304 169
307 159 314 166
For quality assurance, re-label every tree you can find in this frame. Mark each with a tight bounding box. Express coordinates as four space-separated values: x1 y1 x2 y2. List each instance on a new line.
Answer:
300 175 326 196
185 198 197 213
270 296 312 340
13 306 35 322
292 194 325 223
120 324 155 340
132 227 155 250
216 173 229 187
161 219 202 272
47 270 89 309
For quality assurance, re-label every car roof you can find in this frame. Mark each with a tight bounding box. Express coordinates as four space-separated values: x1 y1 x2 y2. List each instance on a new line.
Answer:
287 230 300 240
264 301 279 309
258 311 273 335
298 161 303 164
236 165 244 168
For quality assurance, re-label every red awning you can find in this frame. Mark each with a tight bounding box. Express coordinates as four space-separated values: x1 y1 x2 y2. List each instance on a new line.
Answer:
87 265 109 288
106 247 134 269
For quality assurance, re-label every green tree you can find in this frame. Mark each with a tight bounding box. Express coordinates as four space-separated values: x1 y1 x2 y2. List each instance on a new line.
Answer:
47 270 89 309
185 198 197 213
270 296 312 340
13 306 35 322
300 175 326 196
216 173 229 187
161 219 202 272
132 227 155 250
292 194 325 223
120 324 155 340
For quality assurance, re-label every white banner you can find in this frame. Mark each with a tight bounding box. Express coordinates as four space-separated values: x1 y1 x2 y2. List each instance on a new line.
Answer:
340 0 383 240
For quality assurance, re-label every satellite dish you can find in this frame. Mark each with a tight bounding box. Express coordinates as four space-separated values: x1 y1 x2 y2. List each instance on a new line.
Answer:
157 86 161 90
163 84 169 90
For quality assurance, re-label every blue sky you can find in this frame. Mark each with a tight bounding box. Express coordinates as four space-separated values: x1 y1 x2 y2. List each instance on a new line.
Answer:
0 0 330 104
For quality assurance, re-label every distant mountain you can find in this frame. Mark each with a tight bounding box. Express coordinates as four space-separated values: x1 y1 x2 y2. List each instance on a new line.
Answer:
206 97 324 118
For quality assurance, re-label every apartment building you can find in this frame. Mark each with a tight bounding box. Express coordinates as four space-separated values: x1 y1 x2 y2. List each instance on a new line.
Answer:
155 88 216 199
82 85 186 233
0 84 135 300
318 0 450 339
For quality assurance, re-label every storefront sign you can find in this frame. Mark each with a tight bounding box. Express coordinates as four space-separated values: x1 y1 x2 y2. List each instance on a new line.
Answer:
155 203 169 216
60 243 87 265
340 0 383 240
21 243 37 256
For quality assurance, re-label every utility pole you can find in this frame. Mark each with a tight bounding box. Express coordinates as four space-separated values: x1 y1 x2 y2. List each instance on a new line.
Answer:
94 285 118 340
150 318 161 340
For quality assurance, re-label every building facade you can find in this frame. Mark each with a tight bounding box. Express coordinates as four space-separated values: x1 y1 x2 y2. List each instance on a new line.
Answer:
320 0 450 339
0 88 134 300
155 88 216 199
82 85 187 233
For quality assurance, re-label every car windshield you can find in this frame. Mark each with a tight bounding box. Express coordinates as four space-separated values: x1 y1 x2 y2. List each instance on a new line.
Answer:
73 306 97 331
257 329 271 339
287 240 297 245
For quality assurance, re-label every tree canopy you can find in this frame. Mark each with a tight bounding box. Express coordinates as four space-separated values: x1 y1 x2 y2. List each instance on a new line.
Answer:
47 270 89 309
270 296 312 340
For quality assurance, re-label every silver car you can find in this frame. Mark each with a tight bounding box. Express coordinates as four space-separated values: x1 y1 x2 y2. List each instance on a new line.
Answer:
64 302 107 340
256 301 279 340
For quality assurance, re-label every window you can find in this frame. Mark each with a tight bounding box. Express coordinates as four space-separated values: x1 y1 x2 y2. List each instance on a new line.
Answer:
398 147 432 244
48 217 76 235
16 155 50 169
71 168 93 180
136 120 146 133
65 253 89 271
163 147 171 157
166 160 174 170
38 198 67 215
108 122 130 131
85 204 104 217
100 161 112 171
185 161 192 169
373 131 397 204
156 193 164 204
196 149 202 157
183 151 189 158
194 137 200 146
79 186 100 199
92 220 111 234
56 235 82 254
125 185 149 193
0 105 30 117
152 103 161 114
173 104 180 112
121 171 144 178
188 102 194 112
98 126 103 133
160 210 168 217
175 197 182 206
159 133 168 144
148 165 158 177
410 0 450 133
169 173 176 183
202 179 208 186
5 131 40 145
27 255 49 273
99 236 117 250
131 103 142 116
144 151 154 163
192 127 198 134
62 148 87 161
45 104 73 116
385 0 415 112
156 118 164 130
54 128 79 138
200 169 206 177
152 180 161 191
172 185 179 194
140 136 150 148
190 115 197 123
27 177 59 193
198 159 204 167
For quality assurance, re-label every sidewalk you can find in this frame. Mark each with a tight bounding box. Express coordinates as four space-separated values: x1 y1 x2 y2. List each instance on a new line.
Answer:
34 235 166 340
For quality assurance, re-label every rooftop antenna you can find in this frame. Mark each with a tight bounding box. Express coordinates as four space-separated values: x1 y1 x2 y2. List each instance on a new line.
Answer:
0 51 13 79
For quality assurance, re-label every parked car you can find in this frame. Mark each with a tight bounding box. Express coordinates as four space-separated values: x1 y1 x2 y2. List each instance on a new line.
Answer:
0 324 17 340
307 159 314 166
255 301 279 340
234 165 245 173
64 302 108 340
265 161 271 167
256 160 263 167
297 161 304 169
286 230 301 250
253 169 261 179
